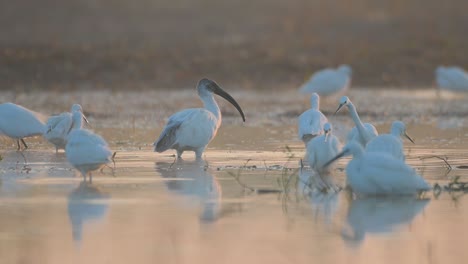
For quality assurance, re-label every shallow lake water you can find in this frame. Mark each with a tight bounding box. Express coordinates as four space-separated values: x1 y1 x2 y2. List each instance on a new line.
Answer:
1 88 468 264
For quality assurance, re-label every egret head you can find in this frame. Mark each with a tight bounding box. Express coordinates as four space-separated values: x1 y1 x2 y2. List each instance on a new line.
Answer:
337 64 352 77
310 93 320 109
197 78 246 122
334 96 350 115
391 121 415 144
71 104 89 125
71 104 83 112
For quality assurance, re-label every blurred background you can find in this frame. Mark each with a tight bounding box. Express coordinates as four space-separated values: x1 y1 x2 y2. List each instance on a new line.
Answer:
0 0 467 91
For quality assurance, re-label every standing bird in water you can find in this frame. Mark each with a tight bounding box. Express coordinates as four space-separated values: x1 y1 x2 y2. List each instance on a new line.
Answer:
335 96 378 148
298 65 352 97
366 121 415 161
66 110 113 183
324 142 431 196
44 104 89 153
154 78 245 159
298 93 328 143
0 102 46 150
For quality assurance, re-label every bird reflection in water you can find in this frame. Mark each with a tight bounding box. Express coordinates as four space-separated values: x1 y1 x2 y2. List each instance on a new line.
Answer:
298 167 340 226
155 159 221 222
341 197 430 247
67 182 110 244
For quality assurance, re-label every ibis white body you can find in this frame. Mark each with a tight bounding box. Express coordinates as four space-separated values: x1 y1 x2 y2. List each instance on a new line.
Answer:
299 65 352 96
336 96 378 148
154 78 245 159
328 142 431 196
366 121 414 161
44 104 86 152
66 110 112 183
0 102 46 150
435 66 468 92
298 93 328 142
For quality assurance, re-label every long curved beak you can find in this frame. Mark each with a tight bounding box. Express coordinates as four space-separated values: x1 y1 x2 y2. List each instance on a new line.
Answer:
322 150 347 168
213 85 246 122
334 103 345 115
404 132 415 144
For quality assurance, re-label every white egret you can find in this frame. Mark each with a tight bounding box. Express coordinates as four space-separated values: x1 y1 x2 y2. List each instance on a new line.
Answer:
298 65 352 96
435 66 468 92
154 78 245 159
298 93 328 143
335 96 378 147
66 110 113 183
44 104 89 153
324 142 431 196
366 121 414 161
307 123 341 176
0 102 46 150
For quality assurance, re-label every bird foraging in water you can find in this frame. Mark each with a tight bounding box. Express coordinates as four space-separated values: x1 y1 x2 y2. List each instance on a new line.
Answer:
154 78 245 159
335 96 378 148
0 102 46 150
324 142 431 196
66 110 112 183
298 93 328 143
366 121 414 161
298 65 352 97
44 104 89 153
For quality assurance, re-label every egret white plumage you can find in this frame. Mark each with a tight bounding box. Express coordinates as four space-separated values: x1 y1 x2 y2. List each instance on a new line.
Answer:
435 66 468 92
44 104 89 153
299 65 352 96
307 123 341 176
335 96 378 148
366 121 414 161
324 142 431 196
298 93 328 143
66 110 113 183
154 78 245 159
0 102 46 150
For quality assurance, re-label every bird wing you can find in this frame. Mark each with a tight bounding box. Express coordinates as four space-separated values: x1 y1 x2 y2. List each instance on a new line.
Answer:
45 113 73 137
154 109 197 152
66 129 112 165
366 135 404 160
362 154 430 194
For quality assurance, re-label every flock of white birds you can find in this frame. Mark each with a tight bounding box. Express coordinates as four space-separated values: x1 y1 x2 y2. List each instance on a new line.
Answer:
0 65 466 195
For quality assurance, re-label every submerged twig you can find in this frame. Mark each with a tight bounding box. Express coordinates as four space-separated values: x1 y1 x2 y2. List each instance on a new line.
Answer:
419 155 452 170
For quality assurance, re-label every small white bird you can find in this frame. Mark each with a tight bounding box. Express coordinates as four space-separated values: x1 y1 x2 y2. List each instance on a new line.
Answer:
335 96 378 148
307 123 341 176
299 65 352 96
66 110 112 183
298 93 328 143
324 142 431 196
366 121 414 161
435 66 468 92
154 78 245 159
0 102 46 150
44 104 89 153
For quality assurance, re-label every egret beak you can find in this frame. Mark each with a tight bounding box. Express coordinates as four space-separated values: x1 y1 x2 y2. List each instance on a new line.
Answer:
404 132 415 144
211 82 246 122
334 103 345 115
322 150 348 168
82 113 90 127
324 130 330 143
